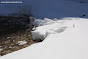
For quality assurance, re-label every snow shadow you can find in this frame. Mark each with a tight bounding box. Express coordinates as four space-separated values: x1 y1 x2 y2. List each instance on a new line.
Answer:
52 27 67 33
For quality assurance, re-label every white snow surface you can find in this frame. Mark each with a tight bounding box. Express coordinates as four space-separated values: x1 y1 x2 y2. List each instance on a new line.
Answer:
32 17 84 40
18 41 27 45
0 17 88 59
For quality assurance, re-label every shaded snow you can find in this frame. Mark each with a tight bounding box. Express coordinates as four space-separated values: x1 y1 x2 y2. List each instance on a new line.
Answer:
0 0 88 19
32 18 74 40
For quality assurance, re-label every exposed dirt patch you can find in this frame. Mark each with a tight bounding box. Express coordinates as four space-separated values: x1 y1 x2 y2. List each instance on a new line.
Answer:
0 28 38 56
0 14 38 56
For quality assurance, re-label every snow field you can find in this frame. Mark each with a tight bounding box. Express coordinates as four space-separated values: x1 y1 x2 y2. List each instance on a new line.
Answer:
0 18 88 59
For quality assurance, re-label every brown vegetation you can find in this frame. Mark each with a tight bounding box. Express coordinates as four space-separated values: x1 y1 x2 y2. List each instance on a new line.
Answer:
0 14 38 56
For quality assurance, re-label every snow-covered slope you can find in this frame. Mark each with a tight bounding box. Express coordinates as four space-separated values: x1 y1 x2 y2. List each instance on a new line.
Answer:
0 18 88 59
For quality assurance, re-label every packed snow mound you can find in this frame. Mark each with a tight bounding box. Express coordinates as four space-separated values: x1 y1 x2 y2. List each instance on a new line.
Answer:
32 18 78 40
33 18 55 26
0 18 88 59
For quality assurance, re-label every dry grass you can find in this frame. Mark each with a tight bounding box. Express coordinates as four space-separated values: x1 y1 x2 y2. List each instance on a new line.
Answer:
0 27 38 56
0 14 39 56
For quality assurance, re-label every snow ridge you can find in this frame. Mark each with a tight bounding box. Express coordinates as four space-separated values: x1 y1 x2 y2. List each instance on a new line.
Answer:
32 18 74 41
